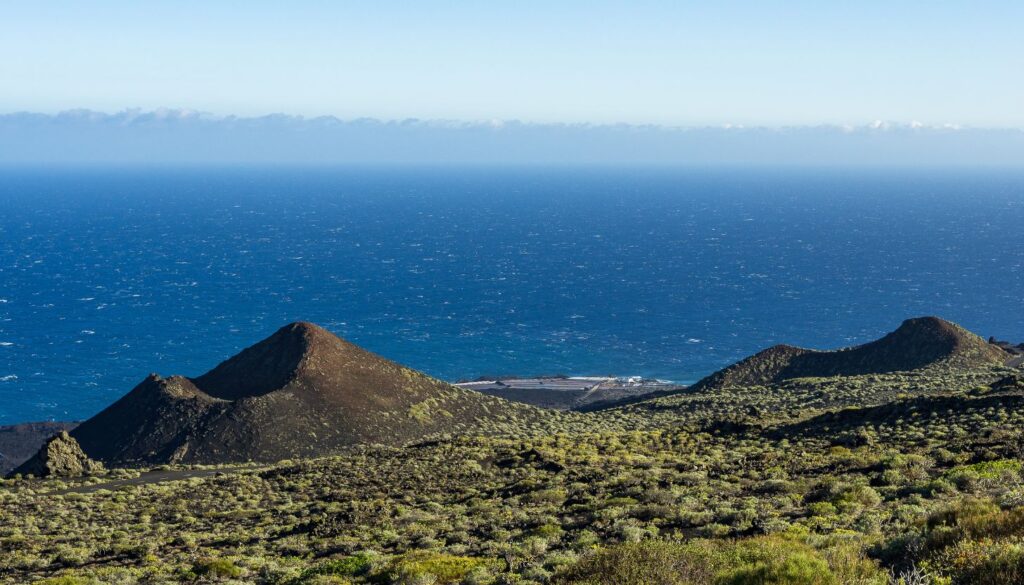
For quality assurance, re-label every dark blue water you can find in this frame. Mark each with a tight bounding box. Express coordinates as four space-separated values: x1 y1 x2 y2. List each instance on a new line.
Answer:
1 167 1022 424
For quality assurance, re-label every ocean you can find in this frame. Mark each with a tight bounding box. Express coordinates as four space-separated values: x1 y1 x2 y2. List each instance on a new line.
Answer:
1 166 1022 424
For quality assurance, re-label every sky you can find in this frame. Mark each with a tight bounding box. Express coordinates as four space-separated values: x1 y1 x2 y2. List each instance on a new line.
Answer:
2 1 1023 127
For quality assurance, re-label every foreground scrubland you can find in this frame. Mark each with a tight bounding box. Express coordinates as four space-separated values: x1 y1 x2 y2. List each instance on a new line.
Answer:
4 361 1024 584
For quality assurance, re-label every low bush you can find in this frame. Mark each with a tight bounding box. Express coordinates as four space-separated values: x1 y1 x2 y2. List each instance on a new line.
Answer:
386 551 495 584
191 556 243 579
554 536 883 585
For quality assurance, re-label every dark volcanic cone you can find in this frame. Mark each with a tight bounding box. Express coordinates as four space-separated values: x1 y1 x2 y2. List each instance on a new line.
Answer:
691 316 1009 392
68 322 527 466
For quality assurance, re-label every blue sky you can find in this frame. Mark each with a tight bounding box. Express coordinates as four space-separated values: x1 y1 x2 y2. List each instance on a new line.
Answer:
2 1 1023 126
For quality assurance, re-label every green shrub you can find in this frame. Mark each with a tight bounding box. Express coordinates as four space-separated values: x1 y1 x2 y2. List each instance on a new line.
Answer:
953 459 1022 479
833 485 881 512
808 502 837 518
388 551 495 584
294 553 376 583
553 540 724 584
33 577 97 585
719 537 839 585
534 523 567 540
959 544 1024 584
192 556 243 579
929 539 1024 584
296 576 352 585
923 499 1024 548
944 460 1023 492
553 537 874 585
819 539 886 585
716 551 835 585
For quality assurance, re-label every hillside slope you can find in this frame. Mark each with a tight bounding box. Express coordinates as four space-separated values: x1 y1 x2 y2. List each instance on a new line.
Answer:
607 317 1014 432
5 317 1024 584
689 316 1008 392
68 322 565 465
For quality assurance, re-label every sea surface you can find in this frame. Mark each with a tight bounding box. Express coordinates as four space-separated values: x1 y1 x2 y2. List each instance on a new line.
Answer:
1 167 1023 424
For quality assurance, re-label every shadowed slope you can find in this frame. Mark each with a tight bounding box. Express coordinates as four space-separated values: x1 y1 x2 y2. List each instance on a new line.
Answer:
190 323 312 400
72 374 227 463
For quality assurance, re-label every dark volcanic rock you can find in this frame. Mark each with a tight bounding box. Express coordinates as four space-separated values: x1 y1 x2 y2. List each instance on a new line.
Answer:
11 431 103 478
691 316 1010 392
989 337 1024 356
68 322 538 466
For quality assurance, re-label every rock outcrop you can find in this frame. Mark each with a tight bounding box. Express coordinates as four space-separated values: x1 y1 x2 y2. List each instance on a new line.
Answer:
11 431 103 478
0 421 78 476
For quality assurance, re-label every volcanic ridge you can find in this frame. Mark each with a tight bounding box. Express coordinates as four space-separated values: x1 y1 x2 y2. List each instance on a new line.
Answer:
688 316 1009 392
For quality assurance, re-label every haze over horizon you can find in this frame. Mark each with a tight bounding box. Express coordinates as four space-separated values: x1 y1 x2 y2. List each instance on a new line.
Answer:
3 108 1023 166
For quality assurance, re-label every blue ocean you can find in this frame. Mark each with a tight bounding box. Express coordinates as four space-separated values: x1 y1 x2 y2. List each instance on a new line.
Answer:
1 167 1022 424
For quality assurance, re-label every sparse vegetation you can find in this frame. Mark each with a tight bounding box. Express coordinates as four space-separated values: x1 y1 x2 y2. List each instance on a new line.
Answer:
1 318 1022 583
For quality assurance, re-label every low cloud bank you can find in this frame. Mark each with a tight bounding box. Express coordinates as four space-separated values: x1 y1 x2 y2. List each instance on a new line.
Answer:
2 109 1022 166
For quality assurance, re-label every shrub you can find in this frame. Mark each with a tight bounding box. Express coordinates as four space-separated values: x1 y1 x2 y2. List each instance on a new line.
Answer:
961 545 1024 584
929 539 1024 584
553 536 874 585
297 577 353 585
716 552 835 585
923 498 1024 548
192 556 243 579
833 485 882 512
944 460 1023 492
719 537 839 585
387 551 495 585
819 539 886 585
552 540 723 584
808 502 837 518
534 523 566 540
34 577 97 585
294 553 377 583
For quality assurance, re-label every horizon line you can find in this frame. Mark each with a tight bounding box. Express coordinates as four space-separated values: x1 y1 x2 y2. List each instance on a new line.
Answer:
5 107 1024 133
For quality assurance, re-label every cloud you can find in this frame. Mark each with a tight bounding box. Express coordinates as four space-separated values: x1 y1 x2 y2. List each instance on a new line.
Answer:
0 109 1021 166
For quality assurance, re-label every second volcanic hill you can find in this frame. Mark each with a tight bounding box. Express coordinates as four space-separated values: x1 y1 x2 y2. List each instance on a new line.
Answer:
68 322 554 465
688 316 1009 392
